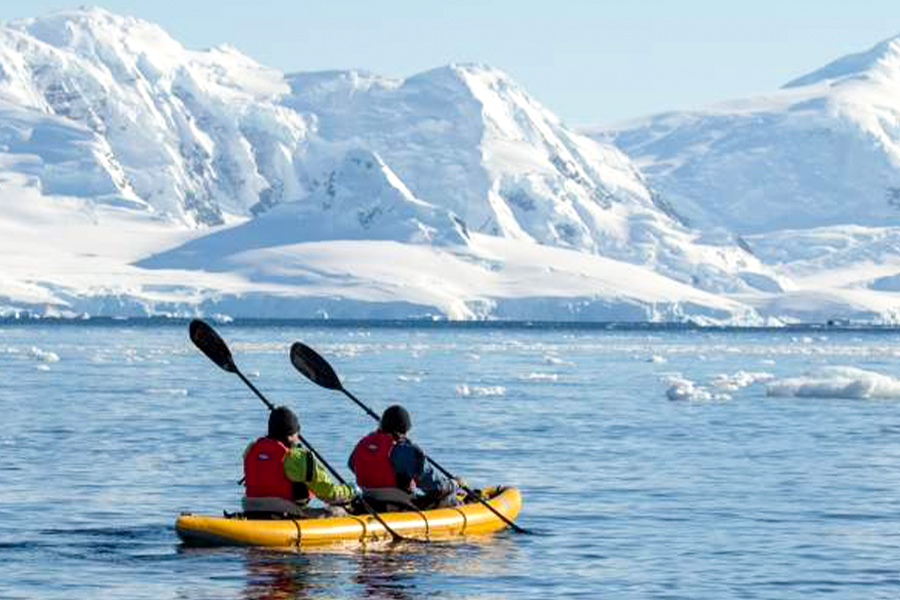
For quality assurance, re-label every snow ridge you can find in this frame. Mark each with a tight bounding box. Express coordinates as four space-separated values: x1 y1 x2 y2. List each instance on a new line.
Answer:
784 35 900 88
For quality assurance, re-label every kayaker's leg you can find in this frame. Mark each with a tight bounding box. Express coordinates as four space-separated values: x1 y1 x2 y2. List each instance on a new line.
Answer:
303 505 349 518
360 487 417 512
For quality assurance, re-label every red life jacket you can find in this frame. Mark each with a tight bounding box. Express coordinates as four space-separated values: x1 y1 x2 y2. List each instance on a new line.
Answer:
349 431 405 490
244 437 297 500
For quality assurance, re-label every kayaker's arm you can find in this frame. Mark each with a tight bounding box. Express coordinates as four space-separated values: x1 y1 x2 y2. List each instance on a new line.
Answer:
391 440 456 498
284 449 355 504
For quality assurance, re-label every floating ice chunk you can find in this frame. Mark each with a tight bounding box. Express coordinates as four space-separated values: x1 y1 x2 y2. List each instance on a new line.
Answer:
543 355 574 366
666 377 709 401
520 373 558 381
767 366 900 399
711 371 774 391
398 375 422 382
662 369 771 401
664 375 730 402
456 384 506 396
29 347 60 363
36 364 51 371
649 355 667 363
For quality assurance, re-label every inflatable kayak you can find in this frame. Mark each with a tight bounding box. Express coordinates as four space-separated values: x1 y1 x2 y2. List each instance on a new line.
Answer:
176 486 522 548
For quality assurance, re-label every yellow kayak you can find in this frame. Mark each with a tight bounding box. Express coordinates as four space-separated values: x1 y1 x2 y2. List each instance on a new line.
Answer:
176 486 522 548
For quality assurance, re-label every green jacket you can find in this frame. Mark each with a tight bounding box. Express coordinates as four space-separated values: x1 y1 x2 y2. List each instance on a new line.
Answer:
283 447 354 504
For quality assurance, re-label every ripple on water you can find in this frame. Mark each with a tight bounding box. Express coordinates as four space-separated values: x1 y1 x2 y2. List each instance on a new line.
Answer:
1 325 899 600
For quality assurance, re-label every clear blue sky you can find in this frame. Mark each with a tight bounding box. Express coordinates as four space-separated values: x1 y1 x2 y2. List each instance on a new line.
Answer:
3 2 900 126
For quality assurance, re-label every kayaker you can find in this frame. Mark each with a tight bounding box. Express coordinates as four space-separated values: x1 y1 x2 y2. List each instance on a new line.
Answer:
348 404 460 511
243 406 356 517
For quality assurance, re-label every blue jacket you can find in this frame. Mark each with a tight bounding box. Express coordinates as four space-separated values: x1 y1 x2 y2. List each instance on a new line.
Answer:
348 435 455 497
389 438 455 497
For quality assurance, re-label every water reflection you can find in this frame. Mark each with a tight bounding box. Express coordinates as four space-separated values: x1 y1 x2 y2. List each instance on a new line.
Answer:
240 535 520 600
241 551 318 600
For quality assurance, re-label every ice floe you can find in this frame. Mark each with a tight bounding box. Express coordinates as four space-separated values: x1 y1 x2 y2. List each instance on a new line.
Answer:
710 371 774 392
766 366 900 399
28 347 60 363
664 376 731 402
520 373 559 381
455 384 506 396
663 370 773 401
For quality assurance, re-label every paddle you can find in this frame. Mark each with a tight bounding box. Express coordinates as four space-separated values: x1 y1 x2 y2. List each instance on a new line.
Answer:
290 341 531 534
187 319 413 543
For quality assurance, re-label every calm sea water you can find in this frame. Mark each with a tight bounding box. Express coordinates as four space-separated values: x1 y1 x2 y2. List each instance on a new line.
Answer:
1 322 898 599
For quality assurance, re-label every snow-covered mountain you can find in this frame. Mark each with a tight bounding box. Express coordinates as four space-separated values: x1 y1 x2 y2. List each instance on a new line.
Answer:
0 8 779 285
588 34 900 323
0 7 897 324
593 35 900 236
280 65 784 294
0 8 314 226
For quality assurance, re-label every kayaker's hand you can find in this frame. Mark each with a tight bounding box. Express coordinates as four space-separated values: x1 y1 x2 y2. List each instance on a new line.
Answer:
329 485 362 507
460 481 484 502
453 477 467 490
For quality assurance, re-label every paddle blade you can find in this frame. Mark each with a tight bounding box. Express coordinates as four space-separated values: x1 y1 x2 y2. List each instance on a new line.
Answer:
290 342 343 390
189 319 237 373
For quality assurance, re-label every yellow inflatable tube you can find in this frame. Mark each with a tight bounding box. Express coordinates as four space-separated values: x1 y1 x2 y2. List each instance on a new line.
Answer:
176 486 522 548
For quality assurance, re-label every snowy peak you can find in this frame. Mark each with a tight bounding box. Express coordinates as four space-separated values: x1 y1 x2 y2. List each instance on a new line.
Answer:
0 7 308 227
402 62 562 138
285 63 677 247
784 34 900 88
8 6 182 62
283 64 780 294
586 31 900 324
438 63 565 137
1 6 672 254
597 32 900 237
5 6 275 91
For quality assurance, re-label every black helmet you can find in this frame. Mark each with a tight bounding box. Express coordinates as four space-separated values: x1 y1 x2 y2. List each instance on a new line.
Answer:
268 406 300 439
380 404 411 435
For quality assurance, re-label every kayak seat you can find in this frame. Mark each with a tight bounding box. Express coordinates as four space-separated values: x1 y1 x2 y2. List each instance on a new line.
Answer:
353 487 418 514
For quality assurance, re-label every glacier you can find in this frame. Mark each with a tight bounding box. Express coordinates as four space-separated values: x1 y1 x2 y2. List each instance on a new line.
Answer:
0 7 897 324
